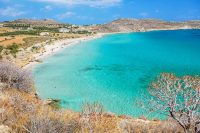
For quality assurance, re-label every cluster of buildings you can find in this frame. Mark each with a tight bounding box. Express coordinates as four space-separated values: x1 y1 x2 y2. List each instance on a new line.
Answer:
0 20 92 36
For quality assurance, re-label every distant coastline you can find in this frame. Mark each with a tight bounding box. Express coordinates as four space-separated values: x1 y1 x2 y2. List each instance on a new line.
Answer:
1 18 200 69
23 28 200 70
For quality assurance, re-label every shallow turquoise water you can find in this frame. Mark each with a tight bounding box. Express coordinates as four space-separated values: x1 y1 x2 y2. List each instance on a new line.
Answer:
33 30 200 119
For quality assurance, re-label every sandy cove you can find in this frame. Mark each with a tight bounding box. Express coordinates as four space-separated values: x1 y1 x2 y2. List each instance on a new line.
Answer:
22 29 185 70
23 33 108 69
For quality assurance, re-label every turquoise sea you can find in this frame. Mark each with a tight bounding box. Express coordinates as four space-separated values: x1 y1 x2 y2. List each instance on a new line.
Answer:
33 30 200 119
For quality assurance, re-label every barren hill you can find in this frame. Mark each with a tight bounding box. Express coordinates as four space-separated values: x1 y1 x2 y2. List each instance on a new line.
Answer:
89 19 200 33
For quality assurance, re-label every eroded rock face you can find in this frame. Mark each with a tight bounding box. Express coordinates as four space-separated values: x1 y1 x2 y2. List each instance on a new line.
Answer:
0 125 13 133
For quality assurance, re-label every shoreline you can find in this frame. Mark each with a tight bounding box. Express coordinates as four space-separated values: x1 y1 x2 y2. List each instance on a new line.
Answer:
23 28 198 70
23 33 110 69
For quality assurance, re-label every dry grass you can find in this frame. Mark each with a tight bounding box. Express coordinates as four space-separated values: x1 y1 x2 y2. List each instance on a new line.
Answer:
0 36 13 42
22 36 49 48
0 33 85 47
0 27 15 34
0 35 49 47
0 89 79 133
0 35 28 46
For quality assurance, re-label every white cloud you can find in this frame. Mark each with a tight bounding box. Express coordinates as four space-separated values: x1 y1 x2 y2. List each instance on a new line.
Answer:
139 12 148 17
57 11 75 19
0 6 26 17
43 5 53 11
33 0 122 7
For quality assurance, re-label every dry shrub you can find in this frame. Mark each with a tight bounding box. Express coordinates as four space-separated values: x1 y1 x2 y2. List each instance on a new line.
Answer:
0 89 39 132
0 61 34 93
26 112 68 133
0 89 79 133
25 108 80 133
118 118 183 133
79 102 120 133
80 102 104 131
153 119 183 133
81 102 104 116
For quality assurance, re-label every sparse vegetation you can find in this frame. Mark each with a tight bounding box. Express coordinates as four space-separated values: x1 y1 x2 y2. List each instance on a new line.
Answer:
6 43 19 57
81 102 104 116
23 37 49 48
0 30 40 36
33 26 59 32
4 23 31 28
0 46 3 59
0 46 3 54
73 30 92 34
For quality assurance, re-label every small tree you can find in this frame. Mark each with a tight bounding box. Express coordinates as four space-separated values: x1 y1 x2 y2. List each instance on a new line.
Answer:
0 61 34 93
148 73 200 133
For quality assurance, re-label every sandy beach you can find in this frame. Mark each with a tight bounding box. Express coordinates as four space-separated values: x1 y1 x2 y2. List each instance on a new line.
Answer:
23 33 107 69
21 29 188 70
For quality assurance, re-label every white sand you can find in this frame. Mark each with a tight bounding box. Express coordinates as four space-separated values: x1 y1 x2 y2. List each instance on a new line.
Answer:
23 33 107 69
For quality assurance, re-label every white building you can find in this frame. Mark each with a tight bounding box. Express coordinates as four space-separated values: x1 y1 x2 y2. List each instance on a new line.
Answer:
59 28 70 33
27 27 33 30
0 24 3 27
40 32 49 36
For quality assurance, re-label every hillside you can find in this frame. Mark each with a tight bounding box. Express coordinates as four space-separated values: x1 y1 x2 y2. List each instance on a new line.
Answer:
2 19 68 29
4 19 61 25
89 19 200 33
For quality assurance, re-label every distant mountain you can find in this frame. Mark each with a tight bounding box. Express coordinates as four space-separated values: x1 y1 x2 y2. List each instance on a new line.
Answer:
7 19 61 25
2 18 200 33
89 18 200 33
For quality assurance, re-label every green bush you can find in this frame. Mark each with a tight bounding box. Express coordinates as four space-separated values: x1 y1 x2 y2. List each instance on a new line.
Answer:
0 30 40 36
7 44 19 57
0 46 3 54
73 30 92 34
33 27 59 32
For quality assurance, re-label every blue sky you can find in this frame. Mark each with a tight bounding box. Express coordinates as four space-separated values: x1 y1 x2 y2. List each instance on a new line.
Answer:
0 0 200 24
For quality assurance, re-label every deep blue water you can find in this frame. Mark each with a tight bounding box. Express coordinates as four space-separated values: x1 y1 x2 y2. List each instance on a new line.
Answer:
33 30 200 119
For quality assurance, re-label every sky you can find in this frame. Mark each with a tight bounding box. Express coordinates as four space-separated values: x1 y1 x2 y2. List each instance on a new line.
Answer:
0 0 200 24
